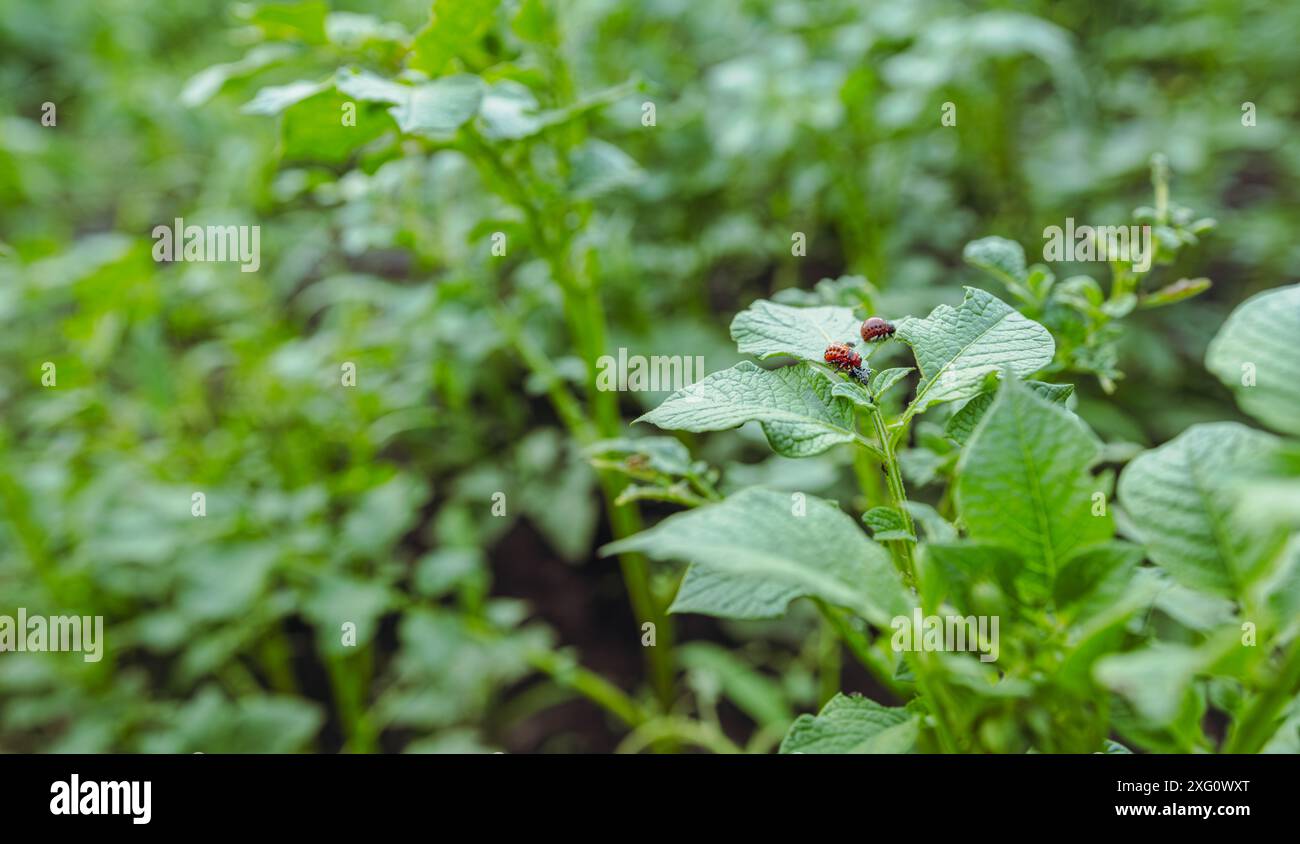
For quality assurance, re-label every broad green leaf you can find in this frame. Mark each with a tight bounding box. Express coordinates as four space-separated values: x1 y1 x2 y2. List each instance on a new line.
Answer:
920 542 1025 614
603 488 910 623
240 0 329 44
862 507 915 542
1053 541 1143 624
896 287 1054 417
568 139 643 198
302 574 393 655
869 366 913 400
1205 284 1300 436
955 377 1110 585
729 300 863 364
680 643 793 728
181 45 296 108
242 80 329 115
479 79 638 141
1152 580 1236 632
1095 639 1232 726
964 236 1026 283
388 75 485 136
335 67 409 104
779 693 917 754
477 80 544 139
1117 422 1288 596
280 90 389 164
1056 573 1164 696
586 436 694 477
945 377 1073 445
636 362 856 458
829 379 873 410
409 0 501 76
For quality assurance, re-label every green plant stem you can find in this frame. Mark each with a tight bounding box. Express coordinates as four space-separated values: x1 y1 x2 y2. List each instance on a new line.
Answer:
1225 635 1300 753
817 612 842 707
467 131 676 713
528 650 648 729
814 600 908 699
907 652 963 753
867 405 917 583
324 648 378 753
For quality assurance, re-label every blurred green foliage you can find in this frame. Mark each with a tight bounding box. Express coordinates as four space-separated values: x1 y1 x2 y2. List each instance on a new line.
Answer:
1 0 1297 752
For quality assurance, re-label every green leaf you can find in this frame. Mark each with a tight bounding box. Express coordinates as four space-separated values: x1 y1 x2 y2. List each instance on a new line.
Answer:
636 362 856 458
1139 277 1211 309
869 367 914 400
477 80 544 139
1095 637 1236 726
779 693 917 754
240 0 329 44
182 45 296 108
680 643 793 728
896 287 1054 418
730 300 863 365
242 80 330 115
964 236 1027 284
603 488 910 623
954 377 1110 586
829 379 874 410
568 139 643 198
302 574 394 655
280 90 389 165
862 506 915 542
1205 283 1300 436
586 436 694 477
945 377 1073 445
335 67 410 104
478 79 637 141
388 75 485 136
1117 422 1288 596
905 501 958 543
409 0 501 76
920 542 1024 614
1053 541 1143 625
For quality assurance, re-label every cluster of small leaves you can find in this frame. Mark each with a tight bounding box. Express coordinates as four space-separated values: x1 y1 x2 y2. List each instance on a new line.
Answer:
963 157 1215 393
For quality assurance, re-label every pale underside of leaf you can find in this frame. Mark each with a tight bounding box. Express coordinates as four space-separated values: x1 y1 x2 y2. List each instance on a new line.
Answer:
635 361 856 457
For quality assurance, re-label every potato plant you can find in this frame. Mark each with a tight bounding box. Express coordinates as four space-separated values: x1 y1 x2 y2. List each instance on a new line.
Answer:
605 280 1300 753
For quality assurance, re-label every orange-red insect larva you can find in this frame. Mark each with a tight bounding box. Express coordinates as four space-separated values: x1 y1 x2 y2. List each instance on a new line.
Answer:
824 342 863 371
860 317 896 342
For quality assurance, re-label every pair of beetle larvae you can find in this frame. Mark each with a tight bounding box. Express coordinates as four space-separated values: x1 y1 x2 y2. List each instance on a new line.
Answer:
823 316 896 385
